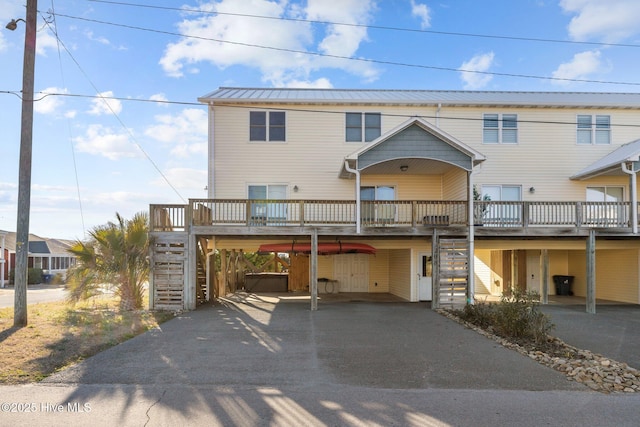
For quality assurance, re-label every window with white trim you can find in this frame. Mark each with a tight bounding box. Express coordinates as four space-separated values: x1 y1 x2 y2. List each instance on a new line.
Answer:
250 111 285 141
479 185 521 226
585 186 624 226
248 184 287 224
483 113 517 144
346 112 381 142
577 115 610 145
360 185 395 222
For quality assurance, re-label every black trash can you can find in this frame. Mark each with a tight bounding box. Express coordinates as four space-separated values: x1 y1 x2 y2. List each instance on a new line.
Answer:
553 275 574 296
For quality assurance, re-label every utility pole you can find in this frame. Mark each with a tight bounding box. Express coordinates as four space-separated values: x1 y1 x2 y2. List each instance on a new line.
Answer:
12 0 38 327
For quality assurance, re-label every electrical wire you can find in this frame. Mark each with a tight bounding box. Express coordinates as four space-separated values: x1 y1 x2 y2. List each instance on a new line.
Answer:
40 16 187 204
50 12 640 87
46 2 87 237
5 89 640 129
87 0 640 50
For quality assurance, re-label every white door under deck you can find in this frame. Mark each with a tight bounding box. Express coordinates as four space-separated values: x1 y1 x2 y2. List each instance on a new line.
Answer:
334 254 369 292
417 252 433 301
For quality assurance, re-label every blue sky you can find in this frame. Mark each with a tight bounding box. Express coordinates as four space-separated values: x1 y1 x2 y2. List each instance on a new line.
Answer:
1 0 640 240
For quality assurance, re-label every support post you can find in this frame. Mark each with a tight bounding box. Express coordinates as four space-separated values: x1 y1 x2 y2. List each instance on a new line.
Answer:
586 230 596 314
431 229 438 309
467 171 475 304
541 249 549 305
310 229 318 311
220 249 228 298
186 232 196 310
0 231 6 288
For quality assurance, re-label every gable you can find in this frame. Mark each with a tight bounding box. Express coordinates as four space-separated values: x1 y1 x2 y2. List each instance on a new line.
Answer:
358 124 473 171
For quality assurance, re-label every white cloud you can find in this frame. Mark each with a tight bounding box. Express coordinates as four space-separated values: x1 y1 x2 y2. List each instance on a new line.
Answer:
160 0 378 86
551 50 605 85
283 78 333 88
459 52 495 89
151 168 208 191
88 91 123 116
150 93 169 106
145 108 208 158
74 124 141 160
36 30 60 56
410 0 431 29
560 0 640 42
34 87 68 115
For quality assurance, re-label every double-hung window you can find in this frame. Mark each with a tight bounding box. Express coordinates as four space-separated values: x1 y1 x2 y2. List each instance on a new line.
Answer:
250 111 285 142
346 112 381 142
577 115 610 145
483 113 518 144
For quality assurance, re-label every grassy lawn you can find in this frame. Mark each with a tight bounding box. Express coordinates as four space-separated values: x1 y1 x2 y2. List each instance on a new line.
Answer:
0 296 175 384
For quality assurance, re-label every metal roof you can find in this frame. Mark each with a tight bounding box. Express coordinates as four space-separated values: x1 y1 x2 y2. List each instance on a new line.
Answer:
199 87 640 108
571 139 640 180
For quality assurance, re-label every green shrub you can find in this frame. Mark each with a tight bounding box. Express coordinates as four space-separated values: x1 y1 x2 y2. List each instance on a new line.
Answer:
9 268 44 284
455 290 554 346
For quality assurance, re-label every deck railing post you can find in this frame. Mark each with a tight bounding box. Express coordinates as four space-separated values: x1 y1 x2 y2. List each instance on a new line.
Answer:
299 200 305 226
576 201 582 229
522 202 529 228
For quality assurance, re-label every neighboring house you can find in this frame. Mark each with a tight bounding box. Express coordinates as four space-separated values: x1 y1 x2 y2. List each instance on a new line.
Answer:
2 232 77 284
149 88 640 312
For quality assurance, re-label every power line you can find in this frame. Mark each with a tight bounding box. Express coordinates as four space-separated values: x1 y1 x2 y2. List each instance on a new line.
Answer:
51 12 640 87
8 89 640 129
40 18 187 203
87 0 640 50
46 2 87 236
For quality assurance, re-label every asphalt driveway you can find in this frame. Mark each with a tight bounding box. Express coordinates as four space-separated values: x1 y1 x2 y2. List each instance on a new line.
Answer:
5 293 639 426
45 293 580 391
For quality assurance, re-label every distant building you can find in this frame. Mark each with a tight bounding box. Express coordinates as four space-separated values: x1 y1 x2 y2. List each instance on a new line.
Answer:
1 232 77 286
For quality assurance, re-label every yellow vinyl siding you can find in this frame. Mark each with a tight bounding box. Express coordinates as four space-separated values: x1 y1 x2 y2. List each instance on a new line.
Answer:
369 249 389 292
361 175 443 200
213 103 640 202
388 249 412 300
474 249 493 294
568 249 639 303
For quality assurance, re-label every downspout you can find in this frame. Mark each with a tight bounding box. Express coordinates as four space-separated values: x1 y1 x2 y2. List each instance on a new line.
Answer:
622 162 638 234
468 170 475 304
344 160 361 234
436 103 442 127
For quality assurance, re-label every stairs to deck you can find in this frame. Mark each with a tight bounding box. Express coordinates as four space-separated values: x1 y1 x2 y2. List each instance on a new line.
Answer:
437 238 469 308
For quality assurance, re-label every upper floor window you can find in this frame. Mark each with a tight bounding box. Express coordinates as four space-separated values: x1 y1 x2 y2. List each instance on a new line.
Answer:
577 115 610 145
483 113 517 144
346 112 381 142
250 111 285 141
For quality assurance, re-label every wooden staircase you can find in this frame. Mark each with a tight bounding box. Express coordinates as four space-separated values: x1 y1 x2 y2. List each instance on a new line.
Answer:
436 238 469 308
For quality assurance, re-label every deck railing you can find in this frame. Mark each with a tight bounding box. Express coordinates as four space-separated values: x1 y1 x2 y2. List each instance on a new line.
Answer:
150 200 638 232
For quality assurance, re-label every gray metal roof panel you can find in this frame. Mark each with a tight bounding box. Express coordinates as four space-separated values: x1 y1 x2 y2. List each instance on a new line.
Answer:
198 87 640 108
571 139 640 180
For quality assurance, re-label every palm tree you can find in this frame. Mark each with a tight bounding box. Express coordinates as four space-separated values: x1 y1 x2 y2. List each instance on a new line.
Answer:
67 212 149 310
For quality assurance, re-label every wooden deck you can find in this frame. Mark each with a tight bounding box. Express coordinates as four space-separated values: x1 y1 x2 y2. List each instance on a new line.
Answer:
150 199 640 237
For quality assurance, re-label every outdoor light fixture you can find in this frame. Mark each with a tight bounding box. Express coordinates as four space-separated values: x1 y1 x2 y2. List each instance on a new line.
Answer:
400 165 409 172
5 18 25 31
529 187 536 193
293 185 299 192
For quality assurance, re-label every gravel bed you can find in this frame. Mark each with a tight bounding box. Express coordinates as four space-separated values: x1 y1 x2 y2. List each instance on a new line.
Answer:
438 309 640 393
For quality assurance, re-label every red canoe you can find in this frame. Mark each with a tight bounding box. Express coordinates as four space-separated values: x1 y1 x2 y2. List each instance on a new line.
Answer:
258 242 376 255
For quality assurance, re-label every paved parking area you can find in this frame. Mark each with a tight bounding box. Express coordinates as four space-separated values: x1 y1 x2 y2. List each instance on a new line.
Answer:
45 293 580 391
3 293 637 426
